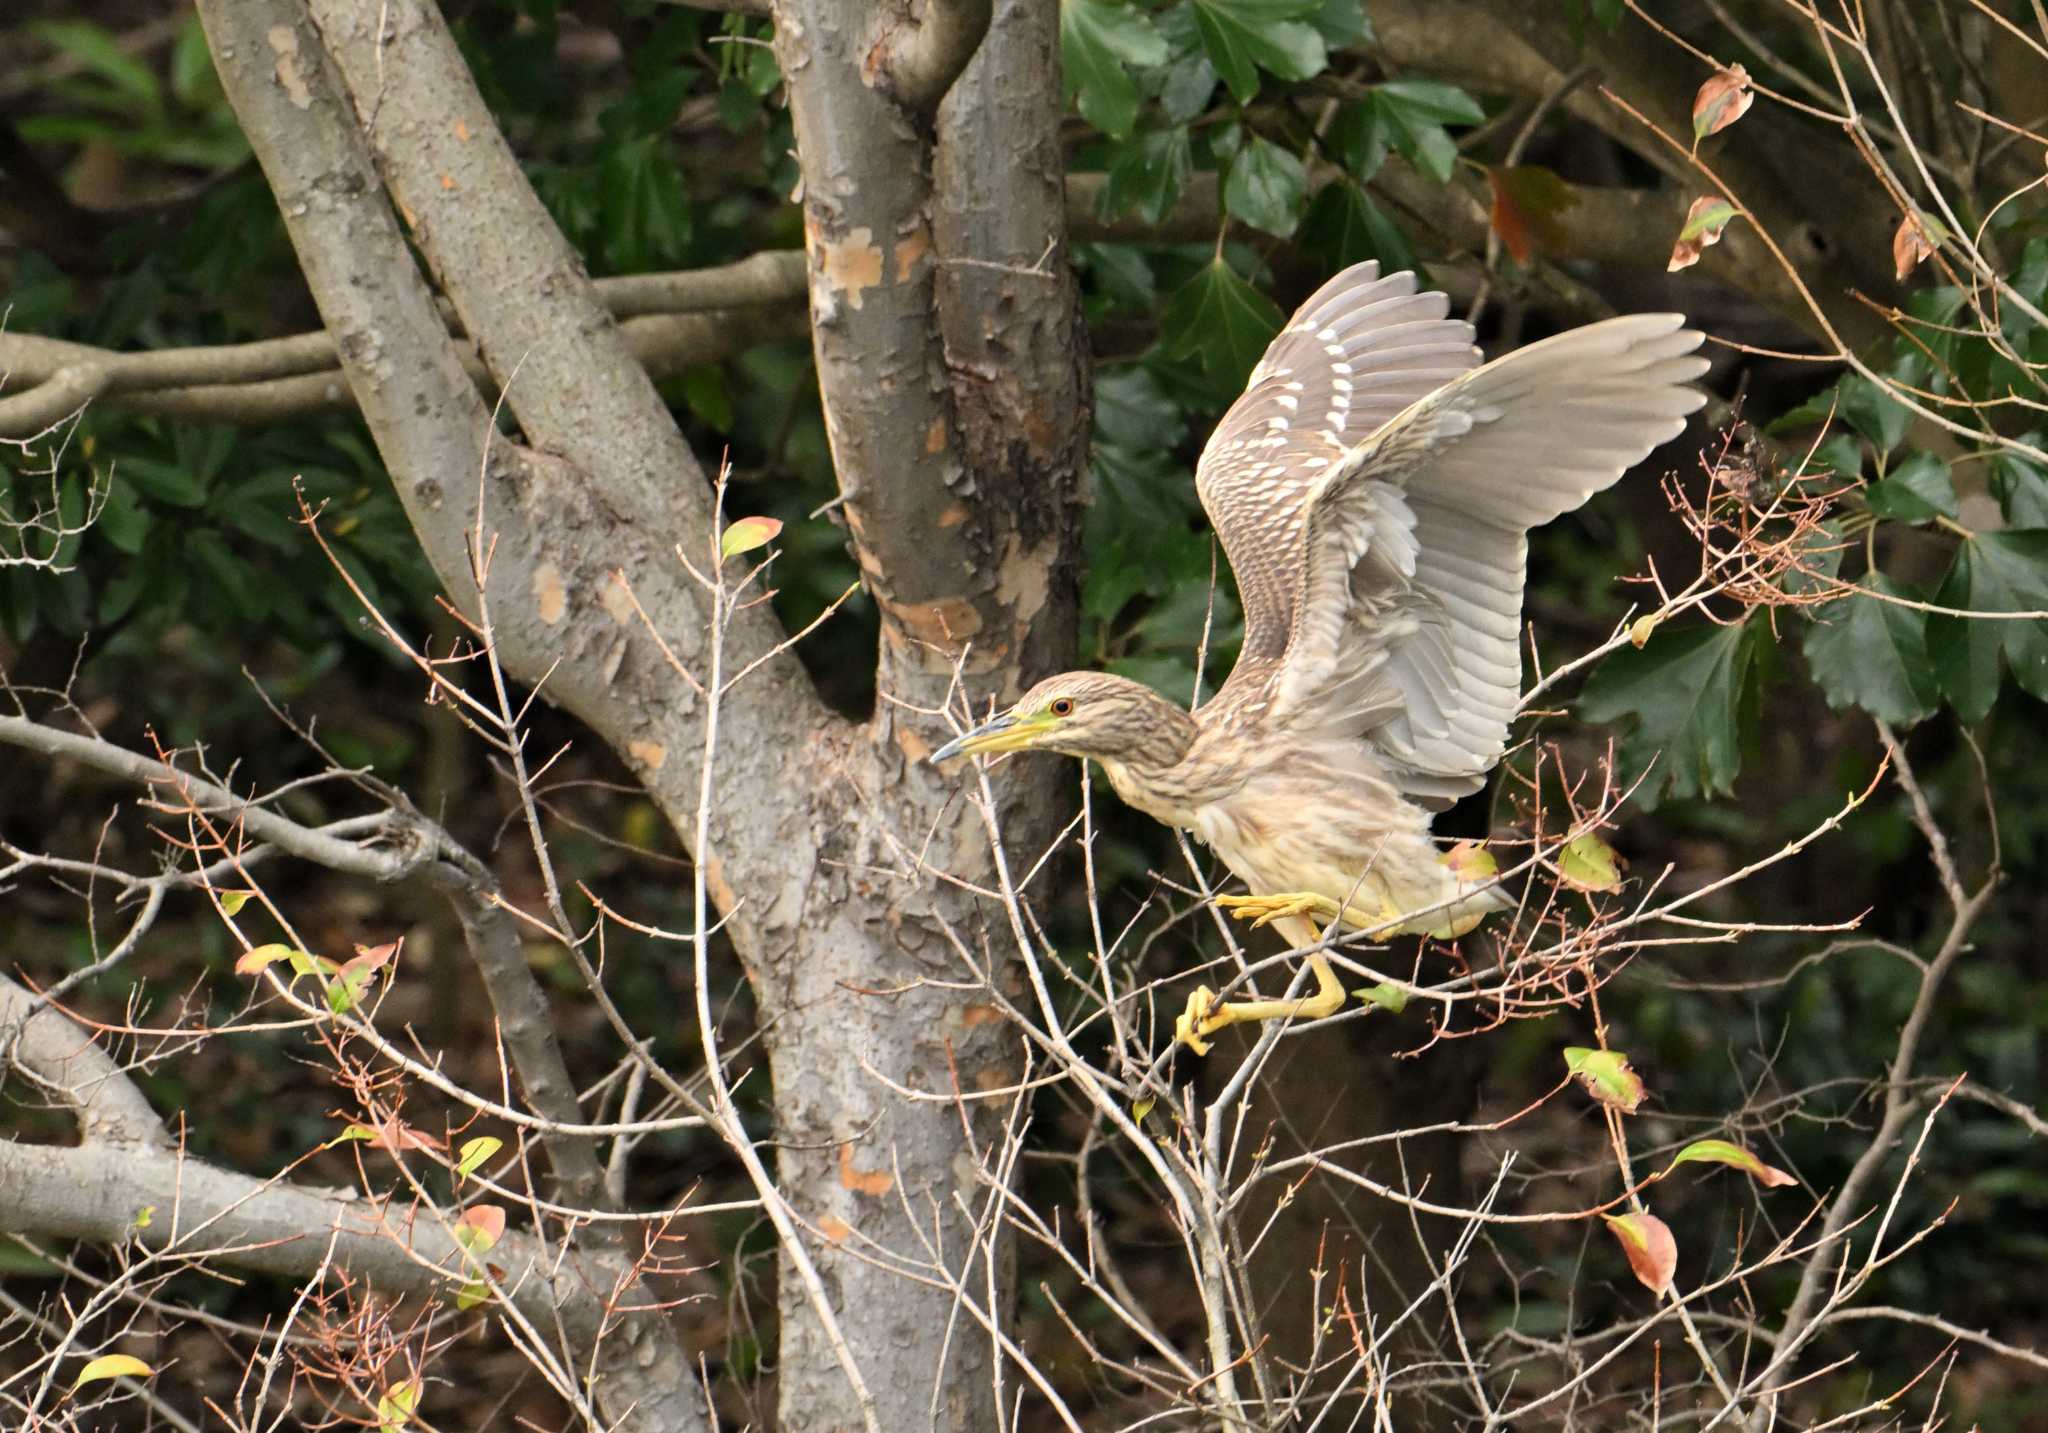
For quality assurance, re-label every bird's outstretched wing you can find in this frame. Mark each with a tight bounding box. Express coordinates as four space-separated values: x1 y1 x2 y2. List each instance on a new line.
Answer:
1270 312 1711 805
1194 263 1480 670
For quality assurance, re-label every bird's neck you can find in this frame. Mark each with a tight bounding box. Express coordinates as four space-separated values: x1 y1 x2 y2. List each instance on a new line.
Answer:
1094 704 1201 826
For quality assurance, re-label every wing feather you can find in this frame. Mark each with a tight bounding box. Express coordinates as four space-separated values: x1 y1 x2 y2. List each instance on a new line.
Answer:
1195 263 1479 672
1271 312 1710 803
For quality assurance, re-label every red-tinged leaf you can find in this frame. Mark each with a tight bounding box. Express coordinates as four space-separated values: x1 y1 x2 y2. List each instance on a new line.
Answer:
1669 196 1736 271
1564 1046 1646 1113
454 1204 505 1255
1439 839 1498 884
341 1114 442 1153
1558 832 1623 892
1603 1211 1677 1294
1666 1138 1798 1188
235 942 295 975
350 940 400 970
74 1353 155 1388
1892 211 1945 280
1691 64 1753 142
1486 164 1579 265
720 515 783 562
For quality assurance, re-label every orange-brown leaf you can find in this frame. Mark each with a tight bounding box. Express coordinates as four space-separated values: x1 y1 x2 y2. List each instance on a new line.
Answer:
1692 64 1753 142
1603 1211 1677 1294
1669 196 1736 271
1892 212 1939 279
1487 164 1579 265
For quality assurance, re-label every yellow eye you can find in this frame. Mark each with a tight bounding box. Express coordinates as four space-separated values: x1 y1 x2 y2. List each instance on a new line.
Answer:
1049 697 1075 717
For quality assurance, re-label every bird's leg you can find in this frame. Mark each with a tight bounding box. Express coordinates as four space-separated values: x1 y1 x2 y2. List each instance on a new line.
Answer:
1215 891 1344 929
1175 947 1347 1057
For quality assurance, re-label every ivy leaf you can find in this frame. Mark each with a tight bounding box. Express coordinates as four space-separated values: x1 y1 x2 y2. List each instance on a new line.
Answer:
1577 618 1768 806
1160 258 1284 395
1101 127 1192 226
1367 79 1478 184
1835 373 1913 456
1190 0 1327 104
1299 181 1416 273
1863 450 1956 524
1222 135 1307 237
1929 530 2048 721
1803 574 1939 726
1061 0 1168 139
1989 439 2048 527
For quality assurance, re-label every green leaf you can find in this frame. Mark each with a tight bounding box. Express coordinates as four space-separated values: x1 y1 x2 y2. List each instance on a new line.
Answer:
217 889 253 917
1222 135 1307 236
1577 619 1768 805
1373 77 1485 126
1159 258 1284 395
118 455 210 508
456 1136 502 1179
1299 182 1416 273
1929 530 2048 721
720 514 784 561
1100 128 1192 226
1328 101 1389 181
1664 1138 1798 1188
376 1377 421 1432
1990 439 2048 527
1190 0 1327 104
1309 0 1373 46
73 1353 155 1389
1062 0 1168 138
1563 1046 1646 1112
1354 981 1408 1013
1368 79 1484 184
32 22 162 115
1863 450 1956 524
1803 574 1939 725
1836 373 1913 455
1558 832 1622 892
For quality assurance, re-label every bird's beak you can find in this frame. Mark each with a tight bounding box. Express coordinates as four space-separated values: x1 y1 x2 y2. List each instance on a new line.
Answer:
929 710 1050 763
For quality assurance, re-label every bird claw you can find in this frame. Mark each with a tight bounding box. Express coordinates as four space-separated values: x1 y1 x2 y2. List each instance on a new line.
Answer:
1175 985 1222 1056
1215 891 1331 930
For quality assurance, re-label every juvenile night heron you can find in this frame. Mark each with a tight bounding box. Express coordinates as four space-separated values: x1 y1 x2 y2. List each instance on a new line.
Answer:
933 262 1707 1054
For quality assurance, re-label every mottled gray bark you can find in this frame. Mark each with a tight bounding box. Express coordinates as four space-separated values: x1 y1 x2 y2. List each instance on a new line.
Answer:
762 2 1086 1426
178 2 1088 1431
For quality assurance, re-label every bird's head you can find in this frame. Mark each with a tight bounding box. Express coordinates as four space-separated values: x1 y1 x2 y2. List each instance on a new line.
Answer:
929 671 1194 768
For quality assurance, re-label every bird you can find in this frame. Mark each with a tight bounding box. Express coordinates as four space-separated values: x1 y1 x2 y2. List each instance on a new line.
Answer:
931 261 1708 1055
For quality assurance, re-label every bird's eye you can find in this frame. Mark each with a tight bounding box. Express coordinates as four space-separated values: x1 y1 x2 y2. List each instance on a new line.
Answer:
1049 697 1075 717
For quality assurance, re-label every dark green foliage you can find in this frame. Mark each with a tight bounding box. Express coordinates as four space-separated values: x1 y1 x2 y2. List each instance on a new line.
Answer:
1578 618 1770 805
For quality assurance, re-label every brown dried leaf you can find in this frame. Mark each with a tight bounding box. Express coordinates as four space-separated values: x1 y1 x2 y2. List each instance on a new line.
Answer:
1692 64 1753 142
1892 211 1940 280
1603 1211 1677 1294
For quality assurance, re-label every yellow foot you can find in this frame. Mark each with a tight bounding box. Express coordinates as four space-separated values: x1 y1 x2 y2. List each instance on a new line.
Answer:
1174 953 1348 1057
1215 891 1340 930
